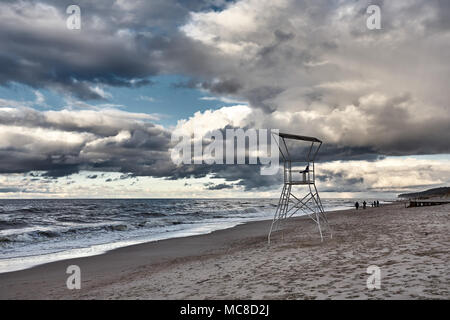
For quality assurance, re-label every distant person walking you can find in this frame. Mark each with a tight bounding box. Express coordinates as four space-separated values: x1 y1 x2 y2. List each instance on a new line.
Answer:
355 201 359 210
376 200 380 207
363 201 367 209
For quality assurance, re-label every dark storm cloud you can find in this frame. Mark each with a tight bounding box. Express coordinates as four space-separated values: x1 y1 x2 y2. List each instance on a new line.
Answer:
170 163 281 191
0 149 78 175
317 170 364 184
0 0 225 99
0 26 156 99
0 187 23 193
257 30 296 64
42 166 80 179
0 0 449 193
119 174 135 180
201 79 242 95
315 168 367 193
204 183 233 190
172 78 242 95
0 107 179 179
245 87 285 113
317 146 384 162
210 165 282 191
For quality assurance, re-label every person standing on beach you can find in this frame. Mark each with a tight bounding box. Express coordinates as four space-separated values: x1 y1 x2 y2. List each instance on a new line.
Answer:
376 200 380 207
355 201 359 210
363 201 367 209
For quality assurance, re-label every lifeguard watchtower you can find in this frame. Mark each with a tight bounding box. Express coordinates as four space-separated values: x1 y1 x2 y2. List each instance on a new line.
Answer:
268 132 332 244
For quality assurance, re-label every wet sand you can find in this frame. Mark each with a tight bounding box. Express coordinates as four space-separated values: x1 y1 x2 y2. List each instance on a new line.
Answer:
0 203 448 299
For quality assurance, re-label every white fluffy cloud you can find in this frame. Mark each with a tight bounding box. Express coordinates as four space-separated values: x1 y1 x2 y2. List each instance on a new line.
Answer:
173 105 252 137
318 157 450 192
180 0 450 156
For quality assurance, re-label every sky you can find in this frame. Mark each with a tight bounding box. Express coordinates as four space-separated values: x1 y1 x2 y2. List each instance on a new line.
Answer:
0 0 449 199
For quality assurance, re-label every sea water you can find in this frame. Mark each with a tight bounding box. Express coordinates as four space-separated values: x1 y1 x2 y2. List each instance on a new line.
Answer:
0 198 388 273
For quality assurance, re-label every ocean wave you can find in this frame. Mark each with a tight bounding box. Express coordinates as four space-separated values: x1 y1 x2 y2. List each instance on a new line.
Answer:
11 207 46 214
105 224 128 231
0 222 136 245
55 216 92 223
137 212 166 217
0 199 279 255
0 220 28 230
0 236 12 243
37 230 60 238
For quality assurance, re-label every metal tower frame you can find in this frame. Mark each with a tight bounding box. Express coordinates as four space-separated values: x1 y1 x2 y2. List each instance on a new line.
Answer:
268 132 332 244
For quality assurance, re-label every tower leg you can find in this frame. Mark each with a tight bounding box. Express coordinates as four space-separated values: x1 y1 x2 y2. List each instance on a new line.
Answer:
313 183 332 239
268 184 290 244
315 210 323 242
269 183 331 244
268 185 285 244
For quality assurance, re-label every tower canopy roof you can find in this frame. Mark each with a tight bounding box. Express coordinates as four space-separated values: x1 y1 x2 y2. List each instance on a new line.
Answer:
277 132 322 143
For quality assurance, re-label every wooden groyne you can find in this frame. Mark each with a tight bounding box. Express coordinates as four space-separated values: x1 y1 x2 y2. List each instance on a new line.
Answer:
408 199 450 207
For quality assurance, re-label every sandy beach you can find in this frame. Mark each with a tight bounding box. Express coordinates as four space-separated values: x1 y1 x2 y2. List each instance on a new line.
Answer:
0 203 448 300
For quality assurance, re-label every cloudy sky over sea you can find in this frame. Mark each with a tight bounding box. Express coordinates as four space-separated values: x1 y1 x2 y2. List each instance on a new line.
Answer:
0 0 449 198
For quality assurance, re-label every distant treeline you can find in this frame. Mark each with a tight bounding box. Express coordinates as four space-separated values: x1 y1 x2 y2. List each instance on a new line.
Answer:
398 187 450 199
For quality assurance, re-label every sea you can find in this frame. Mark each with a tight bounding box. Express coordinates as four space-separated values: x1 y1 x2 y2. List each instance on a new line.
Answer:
0 198 391 273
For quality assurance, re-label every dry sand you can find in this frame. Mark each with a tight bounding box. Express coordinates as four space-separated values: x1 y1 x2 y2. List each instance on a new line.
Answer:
0 203 448 300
